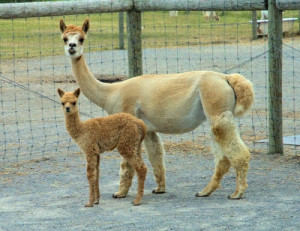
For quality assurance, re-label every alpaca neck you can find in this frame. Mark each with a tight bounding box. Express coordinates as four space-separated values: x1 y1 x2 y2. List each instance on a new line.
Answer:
71 55 112 110
65 111 82 139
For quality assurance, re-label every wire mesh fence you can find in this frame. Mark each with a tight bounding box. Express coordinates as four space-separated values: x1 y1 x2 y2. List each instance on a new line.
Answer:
0 9 299 164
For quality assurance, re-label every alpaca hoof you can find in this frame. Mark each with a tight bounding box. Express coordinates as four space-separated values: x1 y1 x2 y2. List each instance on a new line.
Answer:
152 188 165 194
94 199 99 204
132 199 141 206
195 192 210 197
112 193 126 199
228 191 243 199
85 203 93 207
228 194 243 200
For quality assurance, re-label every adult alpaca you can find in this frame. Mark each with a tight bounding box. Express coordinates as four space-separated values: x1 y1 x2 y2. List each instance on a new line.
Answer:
59 19 254 199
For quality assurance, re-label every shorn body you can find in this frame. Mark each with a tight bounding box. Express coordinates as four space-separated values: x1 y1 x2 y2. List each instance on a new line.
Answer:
60 19 254 199
58 88 147 206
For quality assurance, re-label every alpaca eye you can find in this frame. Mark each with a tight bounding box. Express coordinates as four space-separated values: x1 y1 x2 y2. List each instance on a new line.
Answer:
63 38 68 43
79 38 84 43
72 102 76 105
62 102 65 106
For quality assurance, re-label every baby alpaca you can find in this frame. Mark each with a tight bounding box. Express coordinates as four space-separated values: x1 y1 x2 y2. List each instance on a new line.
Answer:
58 88 147 207
208 111 250 199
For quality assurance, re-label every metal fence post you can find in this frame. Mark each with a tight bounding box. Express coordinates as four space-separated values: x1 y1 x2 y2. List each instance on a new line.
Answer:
268 0 283 154
127 10 142 78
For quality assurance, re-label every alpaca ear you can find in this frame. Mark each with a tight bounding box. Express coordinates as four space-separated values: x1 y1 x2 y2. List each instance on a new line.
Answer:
59 19 66 33
82 19 89 34
57 88 65 97
74 88 80 98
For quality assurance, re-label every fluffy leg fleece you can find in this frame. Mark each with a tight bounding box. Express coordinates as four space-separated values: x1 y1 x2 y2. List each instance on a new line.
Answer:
114 127 147 205
113 159 135 198
196 155 231 197
211 111 251 199
94 155 100 204
228 155 250 199
125 150 147 205
85 154 98 207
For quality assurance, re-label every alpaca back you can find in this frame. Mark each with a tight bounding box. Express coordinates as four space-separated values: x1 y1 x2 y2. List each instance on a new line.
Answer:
79 113 146 152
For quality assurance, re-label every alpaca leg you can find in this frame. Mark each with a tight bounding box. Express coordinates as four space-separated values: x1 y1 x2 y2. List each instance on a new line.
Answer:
85 154 98 207
132 162 147 205
126 148 147 206
113 158 135 198
227 152 250 199
217 112 250 199
144 132 166 194
94 155 100 204
196 155 231 197
132 146 147 205
208 111 250 199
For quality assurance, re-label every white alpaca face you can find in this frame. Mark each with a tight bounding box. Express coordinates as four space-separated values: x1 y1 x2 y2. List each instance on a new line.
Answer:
60 19 89 59
63 33 85 59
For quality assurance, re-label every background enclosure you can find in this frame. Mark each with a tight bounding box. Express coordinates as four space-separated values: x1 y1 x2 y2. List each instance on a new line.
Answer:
0 1 300 230
0 1 300 162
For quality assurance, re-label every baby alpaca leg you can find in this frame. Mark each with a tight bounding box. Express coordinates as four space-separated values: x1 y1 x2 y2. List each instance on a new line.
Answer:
113 158 135 198
196 155 231 197
144 132 166 194
85 154 98 207
126 148 147 206
94 155 100 204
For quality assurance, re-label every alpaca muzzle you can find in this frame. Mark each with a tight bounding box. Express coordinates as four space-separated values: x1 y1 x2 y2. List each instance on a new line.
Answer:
69 48 76 55
66 107 70 113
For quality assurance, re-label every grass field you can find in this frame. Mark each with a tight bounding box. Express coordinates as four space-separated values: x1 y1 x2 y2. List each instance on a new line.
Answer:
0 10 299 60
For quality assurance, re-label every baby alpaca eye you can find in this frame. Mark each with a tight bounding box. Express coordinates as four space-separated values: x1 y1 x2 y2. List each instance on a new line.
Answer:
72 102 76 105
79 38 84 43
63 38 68 43
62 102 65 106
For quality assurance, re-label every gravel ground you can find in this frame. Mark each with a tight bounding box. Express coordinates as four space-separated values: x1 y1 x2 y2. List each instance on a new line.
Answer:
1 41 300 230
0 148 299 230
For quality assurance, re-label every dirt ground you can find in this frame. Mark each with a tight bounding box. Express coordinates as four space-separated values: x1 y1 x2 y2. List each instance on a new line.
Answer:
0 146 299 231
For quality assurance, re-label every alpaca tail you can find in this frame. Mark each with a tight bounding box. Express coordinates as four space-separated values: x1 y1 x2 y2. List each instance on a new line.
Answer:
226 73 254 117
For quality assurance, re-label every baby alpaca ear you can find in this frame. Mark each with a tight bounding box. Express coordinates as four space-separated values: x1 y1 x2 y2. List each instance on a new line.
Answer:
74 88 80 98
57 88 65 97
59 19 67 33
82 19 89 34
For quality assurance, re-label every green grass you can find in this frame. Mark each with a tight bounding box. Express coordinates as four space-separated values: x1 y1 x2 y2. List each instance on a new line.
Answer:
0 11 299 60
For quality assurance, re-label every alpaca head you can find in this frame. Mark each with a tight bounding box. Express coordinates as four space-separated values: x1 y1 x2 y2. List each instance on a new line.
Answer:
59 19 89 59
57 88 81 115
